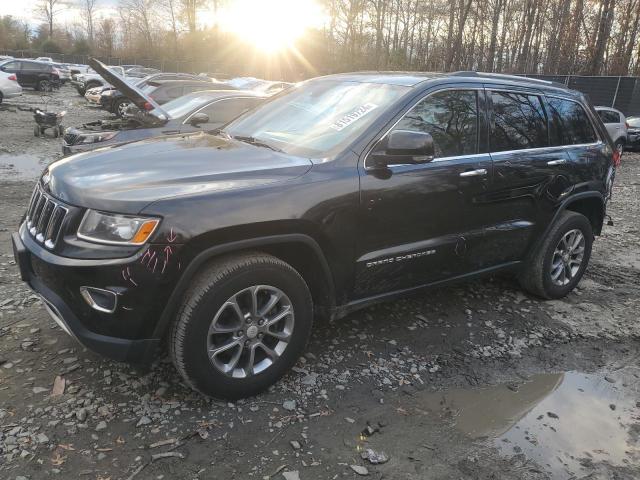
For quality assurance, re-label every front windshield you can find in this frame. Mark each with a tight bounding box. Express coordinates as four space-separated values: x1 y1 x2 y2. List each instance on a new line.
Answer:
153 94 214 119
225 80 409 158
628 117 640 128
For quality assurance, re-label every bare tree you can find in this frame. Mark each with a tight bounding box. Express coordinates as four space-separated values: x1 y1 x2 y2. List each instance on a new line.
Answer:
79 0 98 44
35 0 67 38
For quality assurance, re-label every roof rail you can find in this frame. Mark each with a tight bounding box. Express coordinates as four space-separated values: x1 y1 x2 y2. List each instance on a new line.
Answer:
449 71 568 90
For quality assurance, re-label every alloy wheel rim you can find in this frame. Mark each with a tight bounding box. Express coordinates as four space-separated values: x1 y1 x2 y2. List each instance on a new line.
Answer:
207 285 294 378
550 229 585 286
118 101 131 116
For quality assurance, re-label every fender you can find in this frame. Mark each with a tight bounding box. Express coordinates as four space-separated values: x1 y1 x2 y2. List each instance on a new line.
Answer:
532 191 605 254
151 233 336 340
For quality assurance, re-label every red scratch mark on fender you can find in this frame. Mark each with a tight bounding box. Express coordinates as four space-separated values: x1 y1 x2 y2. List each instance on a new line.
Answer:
166 228 177 243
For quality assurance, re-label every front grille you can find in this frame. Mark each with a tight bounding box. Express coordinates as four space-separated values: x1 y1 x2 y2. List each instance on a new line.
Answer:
63 132 79 145
25 184 69 249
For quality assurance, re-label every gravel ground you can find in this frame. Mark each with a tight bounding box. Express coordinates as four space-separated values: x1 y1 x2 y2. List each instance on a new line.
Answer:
0 87 639 480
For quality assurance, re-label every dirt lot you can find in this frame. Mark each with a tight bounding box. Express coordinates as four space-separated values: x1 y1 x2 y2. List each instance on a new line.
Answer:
0 87 639 480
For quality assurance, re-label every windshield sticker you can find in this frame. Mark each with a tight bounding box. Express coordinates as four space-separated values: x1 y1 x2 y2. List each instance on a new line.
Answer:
330 103 378 131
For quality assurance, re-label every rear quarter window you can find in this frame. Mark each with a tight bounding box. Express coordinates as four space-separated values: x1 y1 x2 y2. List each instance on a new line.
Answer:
547 97 598 146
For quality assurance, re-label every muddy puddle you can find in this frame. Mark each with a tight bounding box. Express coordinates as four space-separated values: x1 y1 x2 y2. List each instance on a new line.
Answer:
416 370 640 478
0 153 48 180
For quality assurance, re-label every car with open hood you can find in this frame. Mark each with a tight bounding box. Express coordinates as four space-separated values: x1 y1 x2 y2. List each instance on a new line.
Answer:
100 72 227 117
14 70 616 400
63 59 265 155
71 65 126 95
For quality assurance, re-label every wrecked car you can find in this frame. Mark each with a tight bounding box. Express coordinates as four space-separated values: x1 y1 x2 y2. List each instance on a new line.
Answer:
63 61 265 155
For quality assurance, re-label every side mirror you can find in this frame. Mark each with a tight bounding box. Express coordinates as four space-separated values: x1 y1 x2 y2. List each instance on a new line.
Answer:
368 130 435 169
189 112 209 126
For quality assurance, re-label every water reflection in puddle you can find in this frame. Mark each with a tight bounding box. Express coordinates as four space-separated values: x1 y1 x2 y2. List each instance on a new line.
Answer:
419 371 639 478
0 154 47 180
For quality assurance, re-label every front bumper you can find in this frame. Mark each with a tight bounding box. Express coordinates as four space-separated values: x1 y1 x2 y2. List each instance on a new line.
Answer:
12 229 175 364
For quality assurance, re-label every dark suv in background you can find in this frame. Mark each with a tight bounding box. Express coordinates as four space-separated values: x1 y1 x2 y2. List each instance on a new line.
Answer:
12 71 616 400
0 59 60 91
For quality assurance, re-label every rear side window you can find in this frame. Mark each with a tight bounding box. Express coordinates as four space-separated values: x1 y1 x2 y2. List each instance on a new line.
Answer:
490 91 547 152
21 62 40 71
547 98 598 146
394 89 478 158
597 109 620 124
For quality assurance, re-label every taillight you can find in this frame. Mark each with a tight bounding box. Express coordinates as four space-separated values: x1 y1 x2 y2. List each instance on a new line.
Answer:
8 74 16 81
52 68 59 76
143 102 153 111
625 122 629 129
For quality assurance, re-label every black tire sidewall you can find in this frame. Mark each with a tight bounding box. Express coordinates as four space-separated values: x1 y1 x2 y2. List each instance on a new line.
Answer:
178 263 312 399
541 214 593 298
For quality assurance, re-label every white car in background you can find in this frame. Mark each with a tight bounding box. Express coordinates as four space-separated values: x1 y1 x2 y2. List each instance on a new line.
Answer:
595 106 628 154
0 69 22 103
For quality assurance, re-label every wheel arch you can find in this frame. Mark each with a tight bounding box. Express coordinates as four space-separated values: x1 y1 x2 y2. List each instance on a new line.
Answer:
152 234 337 341
563 193 605 236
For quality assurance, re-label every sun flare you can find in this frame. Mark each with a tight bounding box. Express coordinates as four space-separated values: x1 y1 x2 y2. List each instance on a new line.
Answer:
221 0 323 53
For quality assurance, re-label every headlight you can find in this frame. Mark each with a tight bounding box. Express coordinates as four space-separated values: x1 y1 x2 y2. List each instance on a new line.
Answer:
79 131 118 144
103 90 116 96
78 210 160 245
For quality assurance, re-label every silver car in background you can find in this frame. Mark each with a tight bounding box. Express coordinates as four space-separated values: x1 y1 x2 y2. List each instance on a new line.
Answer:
0 69 22 103
595 106 628 154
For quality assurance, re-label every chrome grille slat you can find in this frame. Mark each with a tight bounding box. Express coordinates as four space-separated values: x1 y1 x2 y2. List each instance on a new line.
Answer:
24 184 69 249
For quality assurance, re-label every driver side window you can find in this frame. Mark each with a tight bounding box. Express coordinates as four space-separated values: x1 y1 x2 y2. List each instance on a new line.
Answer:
393 90 479 159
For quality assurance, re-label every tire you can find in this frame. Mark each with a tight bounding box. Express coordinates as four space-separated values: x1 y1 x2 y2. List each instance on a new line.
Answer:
519 211 593 299
38 80 50 92
53 127 59 138
113 98 132 117
34 125 39 137
170 253 313 399
614 139 625 157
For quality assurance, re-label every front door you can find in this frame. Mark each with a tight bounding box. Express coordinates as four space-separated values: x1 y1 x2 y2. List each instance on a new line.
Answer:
355 87 493 297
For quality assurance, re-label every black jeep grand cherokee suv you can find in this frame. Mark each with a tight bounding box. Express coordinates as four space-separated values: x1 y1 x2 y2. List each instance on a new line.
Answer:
13 71 616 399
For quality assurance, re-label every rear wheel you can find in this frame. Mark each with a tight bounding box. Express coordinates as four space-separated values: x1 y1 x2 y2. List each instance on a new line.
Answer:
519 211 593 299
38 80 50 92
614 139 625 157
170 253 313 399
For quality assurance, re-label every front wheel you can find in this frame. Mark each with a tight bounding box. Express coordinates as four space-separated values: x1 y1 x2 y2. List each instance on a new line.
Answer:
169 253 313 399
38 80 50 92
519 211 593 299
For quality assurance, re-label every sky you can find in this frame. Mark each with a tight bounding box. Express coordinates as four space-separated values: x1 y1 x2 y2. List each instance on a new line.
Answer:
2 0 120 28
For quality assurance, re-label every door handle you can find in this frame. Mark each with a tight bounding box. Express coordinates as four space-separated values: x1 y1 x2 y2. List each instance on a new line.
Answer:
459 168 487 177
546 159 567 165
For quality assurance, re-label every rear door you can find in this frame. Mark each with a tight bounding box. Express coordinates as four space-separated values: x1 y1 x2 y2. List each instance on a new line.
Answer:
20 61 41 87
484 87 569 264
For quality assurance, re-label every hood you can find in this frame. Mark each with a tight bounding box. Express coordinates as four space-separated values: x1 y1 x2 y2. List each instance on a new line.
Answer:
89 58 168 121
46 132 313 213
